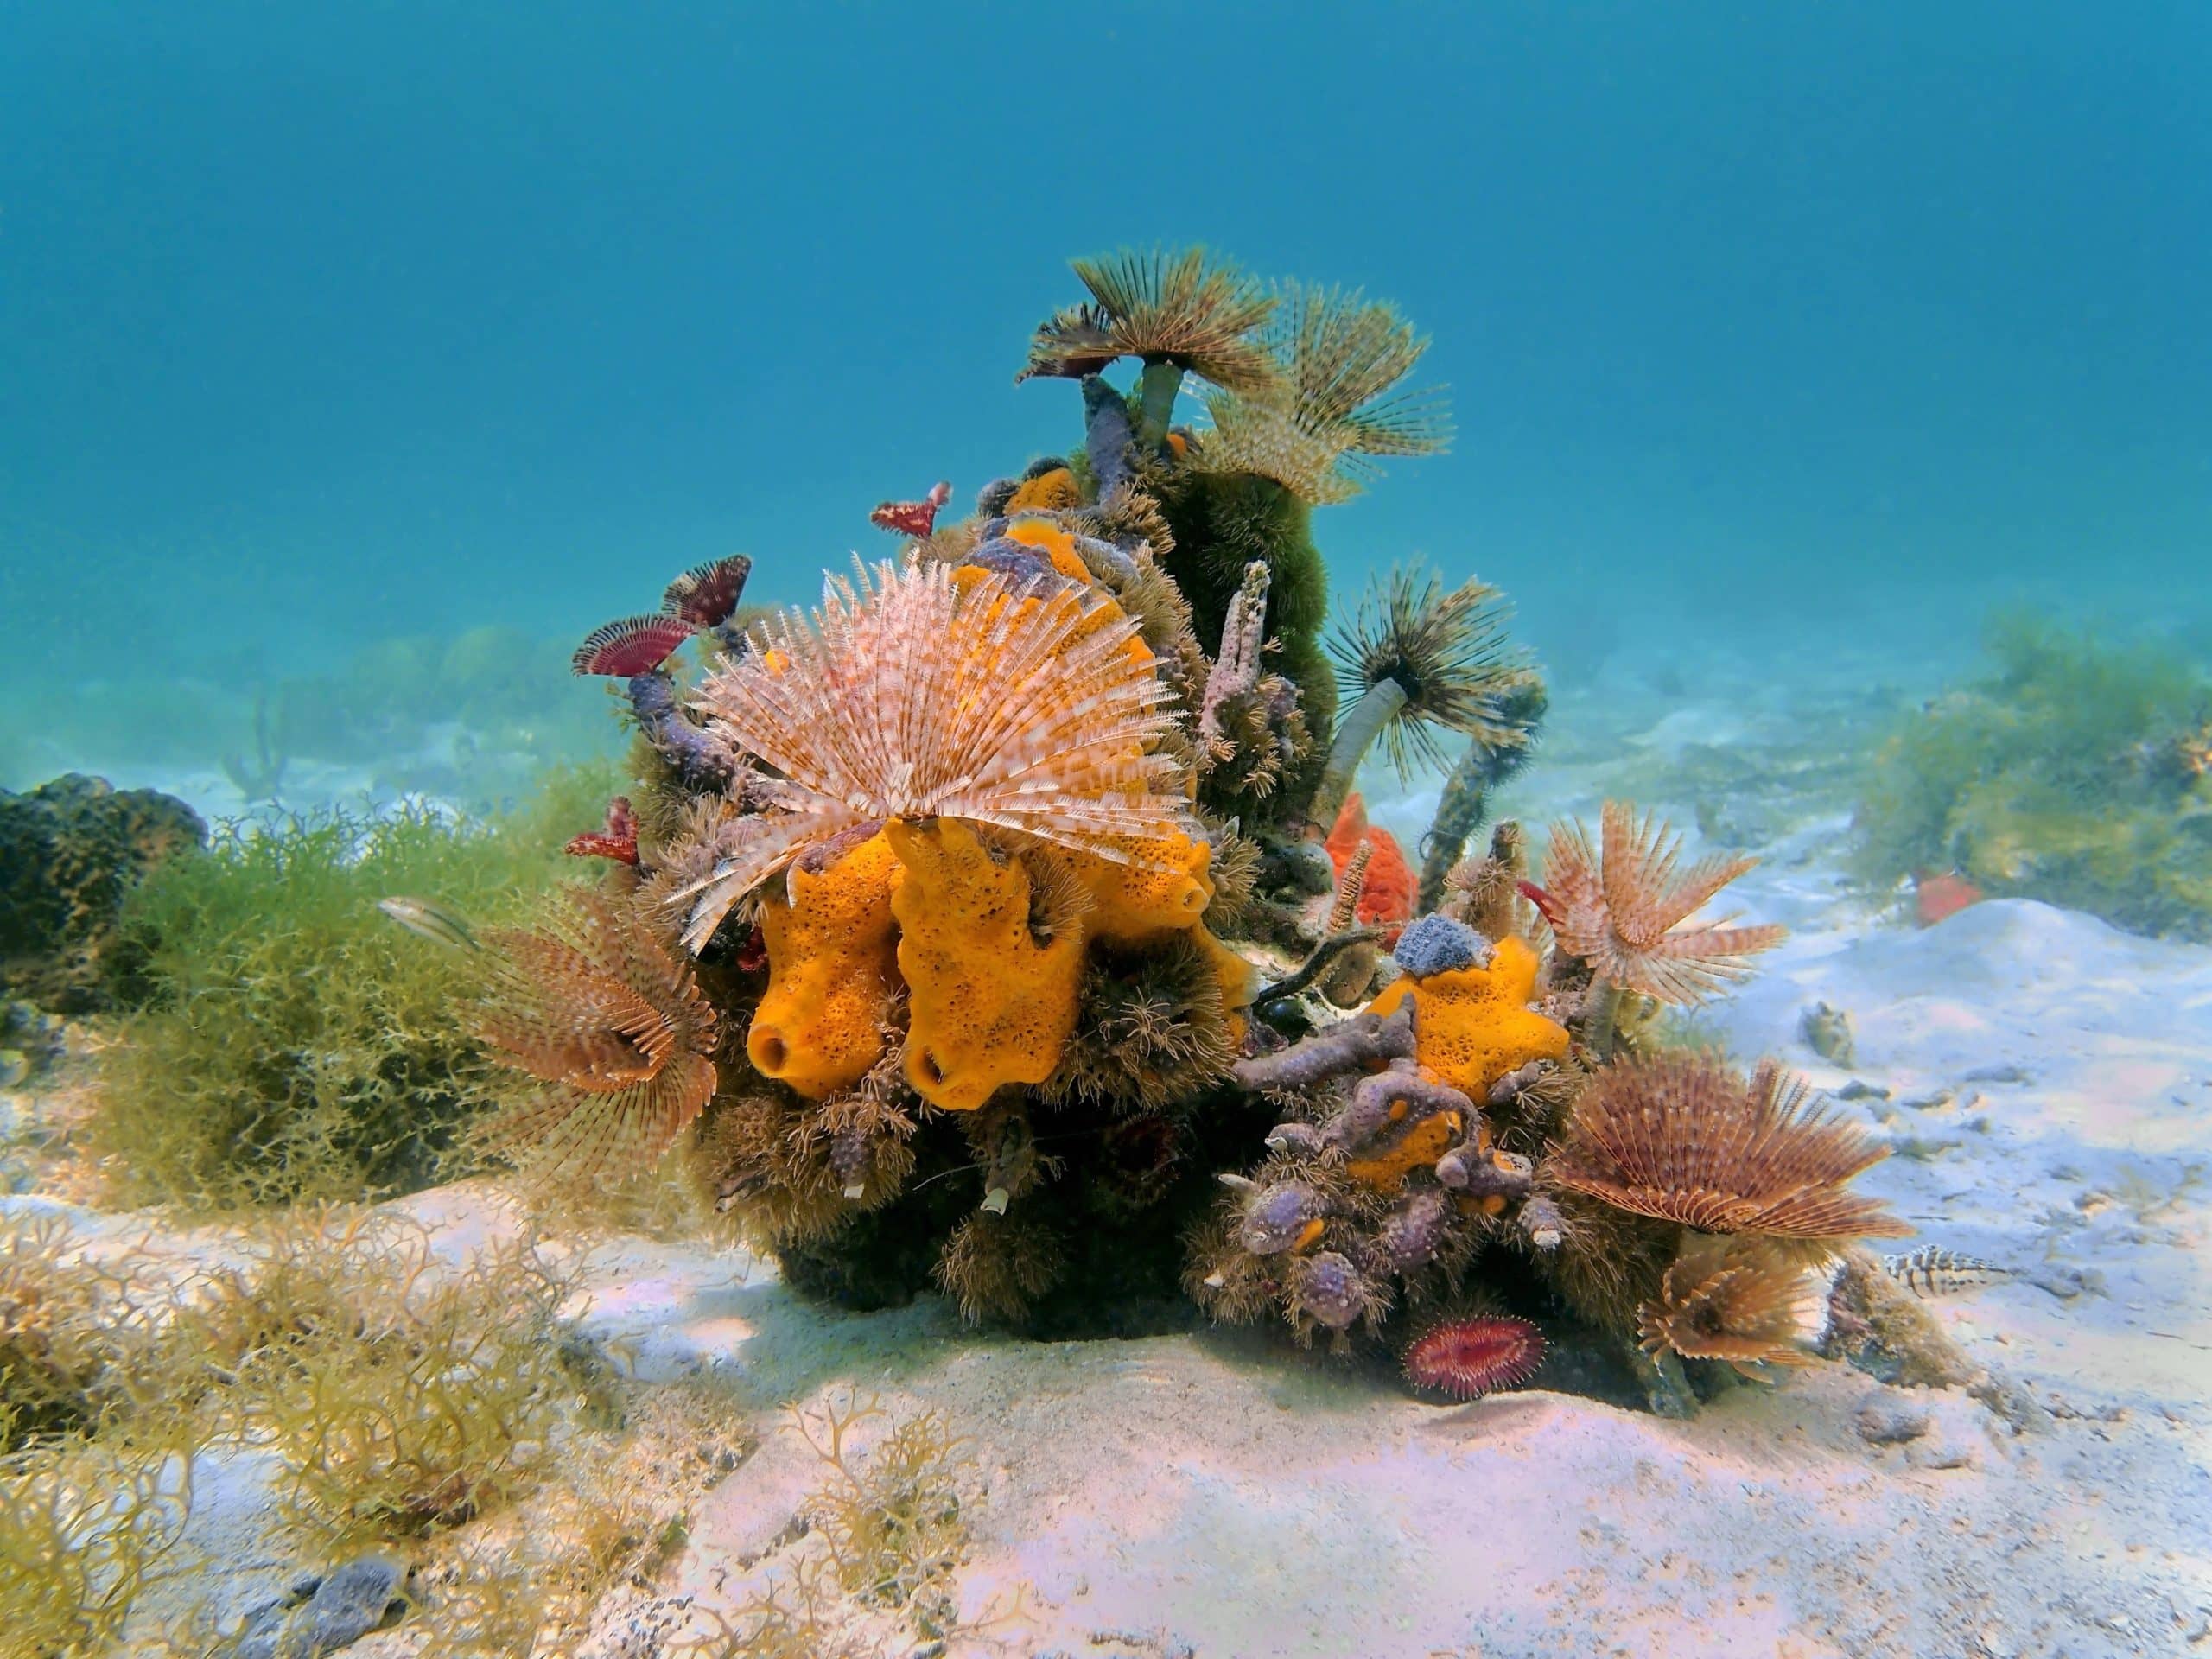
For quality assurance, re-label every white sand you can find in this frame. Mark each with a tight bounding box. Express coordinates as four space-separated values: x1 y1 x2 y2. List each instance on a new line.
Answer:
40 842 2212 1656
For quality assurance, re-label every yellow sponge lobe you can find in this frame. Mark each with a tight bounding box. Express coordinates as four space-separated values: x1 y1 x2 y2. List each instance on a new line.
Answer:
1077 831 1216 943
747 831 903 1098
1366 936 1568 1099
1005 469 1084 514
887 818 1087 1112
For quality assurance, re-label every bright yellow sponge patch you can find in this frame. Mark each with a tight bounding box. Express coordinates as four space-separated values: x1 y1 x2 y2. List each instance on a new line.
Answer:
1004 515 1096 583
747 831 903 1099
887 818 1086 1112
1006 468 1083 514
1366 935 1569 1100
1077 831 1215 943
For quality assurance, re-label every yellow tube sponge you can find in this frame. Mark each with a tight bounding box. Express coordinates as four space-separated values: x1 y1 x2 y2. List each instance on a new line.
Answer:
1366 936 1569 1099
888 818 1087 1111
747 831 903 1098
1077 831 1216 942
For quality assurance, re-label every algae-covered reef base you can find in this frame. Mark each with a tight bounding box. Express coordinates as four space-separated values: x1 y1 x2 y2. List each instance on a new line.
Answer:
1852 613 2212 939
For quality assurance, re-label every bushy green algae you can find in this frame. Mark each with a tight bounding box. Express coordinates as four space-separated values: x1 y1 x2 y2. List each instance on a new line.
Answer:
88 761 621 1210
1851 613 2212 938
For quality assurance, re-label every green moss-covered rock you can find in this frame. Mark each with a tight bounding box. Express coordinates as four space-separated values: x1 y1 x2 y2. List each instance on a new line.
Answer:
0 774 207 1013
1852 614 2212 939
1154 469 1338 812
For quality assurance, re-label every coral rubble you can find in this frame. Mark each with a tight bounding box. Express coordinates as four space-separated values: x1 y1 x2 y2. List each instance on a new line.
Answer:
0 773 205 1013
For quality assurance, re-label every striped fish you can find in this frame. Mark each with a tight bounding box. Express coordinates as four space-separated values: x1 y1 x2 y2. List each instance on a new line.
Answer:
1882 1246 2007 1298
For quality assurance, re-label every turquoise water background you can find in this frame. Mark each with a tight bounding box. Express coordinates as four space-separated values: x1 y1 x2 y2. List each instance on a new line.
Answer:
3 3 2206 791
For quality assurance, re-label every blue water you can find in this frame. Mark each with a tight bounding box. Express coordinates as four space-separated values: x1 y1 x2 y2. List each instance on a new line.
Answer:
3 2 2208 791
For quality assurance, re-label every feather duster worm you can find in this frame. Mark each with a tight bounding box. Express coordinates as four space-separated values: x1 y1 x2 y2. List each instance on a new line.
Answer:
564 797 639 865
474 887 719 1190
1548 1054 1910 1242
676 554 1191 952
1403 1315 1547 1399
660 555 753 627
570 615 697 678
1531 801 1786 1005
869 481 952 540
1637 1238 1826 1370
1192 282 1452 505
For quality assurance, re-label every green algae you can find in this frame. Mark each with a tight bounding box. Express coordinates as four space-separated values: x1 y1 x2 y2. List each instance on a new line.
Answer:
88 762 620 1210
1851 613 2212 938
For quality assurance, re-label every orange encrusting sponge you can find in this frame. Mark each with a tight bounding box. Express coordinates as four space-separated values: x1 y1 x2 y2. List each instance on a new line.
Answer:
1366 935 1569 1099
746 831 904 1098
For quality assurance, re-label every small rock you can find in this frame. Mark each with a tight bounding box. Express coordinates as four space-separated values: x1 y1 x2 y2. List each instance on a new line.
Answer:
1906 1439 1977 1470
0 1050 28 1090
1898 1088 1955 1112
1836 1079 1891 1101
1854 1392 1932 1445
1962 1063 2030 1084
233 1553 409 1659
1799 1001 1856 1066
2027 1265 2103 1300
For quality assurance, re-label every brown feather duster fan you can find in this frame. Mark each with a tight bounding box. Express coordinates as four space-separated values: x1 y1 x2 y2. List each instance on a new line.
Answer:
1548 1052 1910 1242
1637 1237 1827 1370
474 886 719 1190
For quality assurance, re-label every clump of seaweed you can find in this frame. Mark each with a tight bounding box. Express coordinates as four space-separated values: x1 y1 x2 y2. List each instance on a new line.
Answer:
1852 612 2212 938
183 1209 581 1545
0 1210 162 1450
89 768 613 1210
0 1417 196 1659
795 1393 973 1627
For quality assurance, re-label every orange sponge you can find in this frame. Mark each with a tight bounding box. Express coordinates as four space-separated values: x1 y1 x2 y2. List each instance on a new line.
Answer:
1077 830 1216 942
888 818 1087 1111
1006 468 1084 514
1004 515 1095 582
747 831 904 1098
1366 936 1568 1099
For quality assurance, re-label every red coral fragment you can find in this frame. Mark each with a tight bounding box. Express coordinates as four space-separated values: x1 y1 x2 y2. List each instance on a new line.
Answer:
1323 793 1416 942
661 555 753 627
1403 1315 1547 1400
868 480 952 540
570 615 696 677
1516 879 1566 929
564 797 640 865
1913 870 1981 926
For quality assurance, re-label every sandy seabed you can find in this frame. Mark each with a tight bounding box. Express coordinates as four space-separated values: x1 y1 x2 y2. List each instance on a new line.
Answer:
25 678 2212 1659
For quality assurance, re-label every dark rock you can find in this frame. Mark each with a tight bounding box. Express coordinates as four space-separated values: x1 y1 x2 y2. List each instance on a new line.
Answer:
0 774 205 1012
233 1553 410 1659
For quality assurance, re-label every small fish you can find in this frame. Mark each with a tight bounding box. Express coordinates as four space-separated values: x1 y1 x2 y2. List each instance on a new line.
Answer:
570 614 697 677
564 796 640 865
1882 1245 2006 1298
1913 869 1982 926
377 896 481 951
868 480 952 540
660 555 753 628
